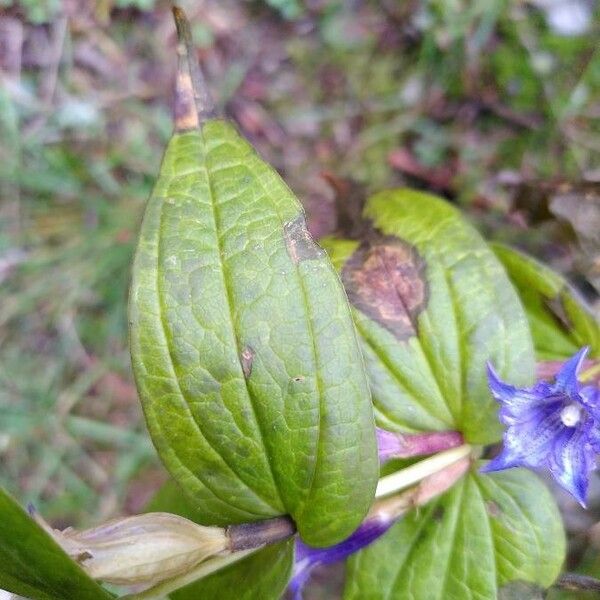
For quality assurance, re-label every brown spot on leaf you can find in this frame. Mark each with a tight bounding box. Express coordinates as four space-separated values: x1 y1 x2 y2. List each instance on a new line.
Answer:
284 215 325 263
486 500 502 518
432 506 445 522
342 237 428 340
240 346 255 379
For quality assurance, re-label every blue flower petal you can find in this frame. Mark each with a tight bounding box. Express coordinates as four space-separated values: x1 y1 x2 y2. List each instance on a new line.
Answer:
487 362 519 403
487 363 548 423
509 407 565 465
480 449 523 473
289 517 393 599
586 421 600 453
547 426 592 507
554 346 589 396
579 385 600 422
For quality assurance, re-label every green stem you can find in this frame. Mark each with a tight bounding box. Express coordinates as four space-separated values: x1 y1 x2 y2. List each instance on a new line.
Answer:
580 362 600 383
375 444 472 498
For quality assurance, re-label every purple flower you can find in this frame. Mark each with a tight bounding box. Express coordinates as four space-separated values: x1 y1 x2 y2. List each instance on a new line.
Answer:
482 347 600 506
288 516 393 600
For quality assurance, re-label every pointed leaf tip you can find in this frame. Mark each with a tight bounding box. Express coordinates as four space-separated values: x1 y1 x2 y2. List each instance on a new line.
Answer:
172 5 215 130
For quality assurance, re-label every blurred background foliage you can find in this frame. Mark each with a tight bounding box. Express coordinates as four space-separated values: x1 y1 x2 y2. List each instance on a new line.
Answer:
0 0 599 591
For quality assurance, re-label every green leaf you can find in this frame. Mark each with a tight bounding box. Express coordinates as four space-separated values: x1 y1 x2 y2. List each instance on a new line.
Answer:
148 479 293 600
322 189 535 444
0 487 112 600
129 119 378 545
344 469 565 600
493 243 600 360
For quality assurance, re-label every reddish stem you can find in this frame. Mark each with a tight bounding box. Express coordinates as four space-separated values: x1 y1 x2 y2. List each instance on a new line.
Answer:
376 427 464 462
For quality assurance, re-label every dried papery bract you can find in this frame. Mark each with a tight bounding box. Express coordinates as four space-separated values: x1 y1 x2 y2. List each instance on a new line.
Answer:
35 512 229 587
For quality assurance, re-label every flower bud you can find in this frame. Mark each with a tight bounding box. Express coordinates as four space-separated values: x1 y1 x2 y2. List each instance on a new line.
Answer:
36 512 229 587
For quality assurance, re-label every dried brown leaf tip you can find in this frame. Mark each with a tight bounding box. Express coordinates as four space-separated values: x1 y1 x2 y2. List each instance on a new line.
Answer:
342 237 428 340
172 6 215 131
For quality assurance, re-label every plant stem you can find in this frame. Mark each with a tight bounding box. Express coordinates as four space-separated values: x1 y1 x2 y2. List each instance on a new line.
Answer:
227 516 296 551
375 444 472 498
554 573 600 593
376 427 463 461
580 362 600 383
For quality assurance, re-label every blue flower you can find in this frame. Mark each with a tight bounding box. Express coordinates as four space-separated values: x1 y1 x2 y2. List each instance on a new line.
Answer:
482 347 600 506
288 516 393 600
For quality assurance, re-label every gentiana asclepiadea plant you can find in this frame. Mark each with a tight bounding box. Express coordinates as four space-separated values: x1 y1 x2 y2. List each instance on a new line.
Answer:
2 6 600 600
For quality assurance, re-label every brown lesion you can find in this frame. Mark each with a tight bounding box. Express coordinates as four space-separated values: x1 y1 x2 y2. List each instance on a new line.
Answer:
283 215 325 263
240 346 255 379
342 236 429 340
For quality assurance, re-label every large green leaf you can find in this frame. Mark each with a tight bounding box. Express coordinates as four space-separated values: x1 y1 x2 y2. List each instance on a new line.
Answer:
322 189 535 444
0 487 112 600
147 480 293 600
344 468 565 600
493 243 600 360
129 118 378 546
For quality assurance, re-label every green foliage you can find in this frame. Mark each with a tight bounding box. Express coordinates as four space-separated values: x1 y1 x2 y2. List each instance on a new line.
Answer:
345 468 565 599
263 0 304 20
0 487 112 600
1 0 62 24
3 4 597 596
494 243 600 360
129 120 378 546
323 189 535 444
114 0 157 10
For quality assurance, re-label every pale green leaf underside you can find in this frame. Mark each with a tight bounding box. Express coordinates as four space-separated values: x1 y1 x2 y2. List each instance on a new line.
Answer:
344 469 565 600
323 189 535 444
129 119 377 545
493 243 600 360
0 488 112 600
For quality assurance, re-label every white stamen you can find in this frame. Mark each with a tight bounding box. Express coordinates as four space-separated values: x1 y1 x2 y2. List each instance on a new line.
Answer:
560 403 582 427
